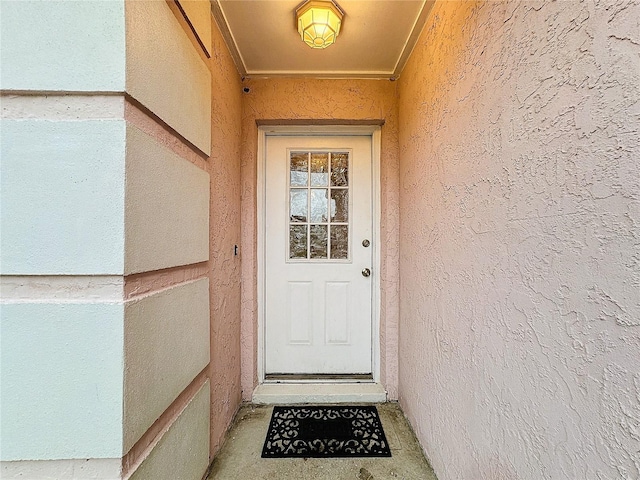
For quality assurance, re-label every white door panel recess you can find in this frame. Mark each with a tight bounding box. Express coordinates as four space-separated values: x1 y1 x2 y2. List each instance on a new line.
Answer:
265 135 373 375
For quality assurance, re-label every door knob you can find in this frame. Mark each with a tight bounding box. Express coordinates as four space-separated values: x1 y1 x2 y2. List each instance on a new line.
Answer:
362 268 371 277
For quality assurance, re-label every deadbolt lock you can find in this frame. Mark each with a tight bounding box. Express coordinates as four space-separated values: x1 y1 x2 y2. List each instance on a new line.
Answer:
362 239 370 247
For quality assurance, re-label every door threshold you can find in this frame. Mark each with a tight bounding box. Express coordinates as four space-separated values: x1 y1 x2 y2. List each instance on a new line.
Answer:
252 382 387 404
265 373 373 383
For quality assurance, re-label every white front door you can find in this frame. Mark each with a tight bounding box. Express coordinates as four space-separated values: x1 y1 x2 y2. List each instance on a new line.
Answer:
264 135 373 375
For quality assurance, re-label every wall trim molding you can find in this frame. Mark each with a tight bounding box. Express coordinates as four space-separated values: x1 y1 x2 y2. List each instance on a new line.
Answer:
0 458 122 480
124 262 209 300
0 94 125 120
0 275 124 304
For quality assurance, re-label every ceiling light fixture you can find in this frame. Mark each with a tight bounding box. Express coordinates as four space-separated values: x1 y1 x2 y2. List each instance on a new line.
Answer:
295 0 344 49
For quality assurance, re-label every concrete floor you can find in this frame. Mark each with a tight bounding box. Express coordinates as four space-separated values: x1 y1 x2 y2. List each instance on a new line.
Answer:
207 403 438 480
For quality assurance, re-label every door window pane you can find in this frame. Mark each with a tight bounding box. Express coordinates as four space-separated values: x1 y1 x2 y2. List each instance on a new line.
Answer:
331 153 348 187
290 152 308 186
310 153 329 186
330 189 348 222
310 189 328 222
289 225 308 258
330 225 348 259
310 224 328 259
290 189 308 222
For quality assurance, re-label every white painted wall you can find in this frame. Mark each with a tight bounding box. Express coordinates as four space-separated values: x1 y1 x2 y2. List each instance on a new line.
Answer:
398 1 640 479
0 23 128 462
0 119 126 275
0 303 124 460
0 0 125 92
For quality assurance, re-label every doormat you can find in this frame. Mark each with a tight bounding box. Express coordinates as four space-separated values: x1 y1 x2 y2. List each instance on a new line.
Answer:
261 405 392 458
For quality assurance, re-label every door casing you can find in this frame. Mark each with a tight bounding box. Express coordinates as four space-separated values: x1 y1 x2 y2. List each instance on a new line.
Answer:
257 124 382 384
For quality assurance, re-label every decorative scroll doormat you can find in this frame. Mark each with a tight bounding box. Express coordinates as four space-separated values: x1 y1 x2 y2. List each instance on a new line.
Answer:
261 405 392 458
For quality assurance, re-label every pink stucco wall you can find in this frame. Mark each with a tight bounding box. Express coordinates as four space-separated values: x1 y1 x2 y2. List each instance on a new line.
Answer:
239 78 400 400
398 1 640 479
208 19 243 456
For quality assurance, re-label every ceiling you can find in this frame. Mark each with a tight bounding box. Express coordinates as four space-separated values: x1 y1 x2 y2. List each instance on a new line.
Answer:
211 0 435 79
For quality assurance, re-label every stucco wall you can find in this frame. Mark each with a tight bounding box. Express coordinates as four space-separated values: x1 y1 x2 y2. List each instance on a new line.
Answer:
121 1 243 463
0 0 125 91
208 16 243 456
398 1 640 479
240 78 400 400
126 0 211 154
0 2 228 478
0 1 127 470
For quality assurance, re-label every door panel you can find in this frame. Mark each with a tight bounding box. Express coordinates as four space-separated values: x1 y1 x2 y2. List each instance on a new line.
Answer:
325 282 349 344
265 135 373 375
287 281 312 344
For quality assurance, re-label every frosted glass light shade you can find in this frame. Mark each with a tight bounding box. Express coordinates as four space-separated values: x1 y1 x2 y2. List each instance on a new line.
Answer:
296 0 344 49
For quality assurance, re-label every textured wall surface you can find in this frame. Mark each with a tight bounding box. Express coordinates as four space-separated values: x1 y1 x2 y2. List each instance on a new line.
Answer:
124 124 210 275
240 78 400 400
0 118 125 275
207 16 243 456
398 1 640 479
0 302 124 460
177 0 212 56
0 3 225 478
123 279 209 453
128 382 210 480
0 3 128 465
125 0 211 154
0 0 125 91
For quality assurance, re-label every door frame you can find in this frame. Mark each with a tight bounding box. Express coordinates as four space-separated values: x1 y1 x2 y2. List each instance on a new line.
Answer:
257 124 382 385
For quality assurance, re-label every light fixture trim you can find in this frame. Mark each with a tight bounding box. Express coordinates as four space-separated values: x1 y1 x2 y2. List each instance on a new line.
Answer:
295 0 344 49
